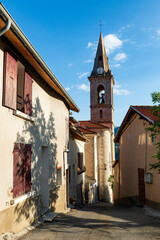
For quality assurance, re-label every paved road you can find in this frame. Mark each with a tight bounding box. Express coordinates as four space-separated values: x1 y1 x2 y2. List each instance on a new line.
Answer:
19 203 160 240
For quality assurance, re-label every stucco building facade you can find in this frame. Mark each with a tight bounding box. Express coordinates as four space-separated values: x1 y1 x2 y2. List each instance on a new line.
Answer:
114 106 160 209
0 4 79 235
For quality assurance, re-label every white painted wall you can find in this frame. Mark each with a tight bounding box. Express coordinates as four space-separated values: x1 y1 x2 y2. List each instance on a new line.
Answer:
0 46 69 211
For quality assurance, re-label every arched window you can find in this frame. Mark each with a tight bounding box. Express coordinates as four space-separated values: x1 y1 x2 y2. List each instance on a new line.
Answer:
97 85 105 104
100 110 103 119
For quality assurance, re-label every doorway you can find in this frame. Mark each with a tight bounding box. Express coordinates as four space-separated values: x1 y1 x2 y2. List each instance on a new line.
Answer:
138 168 145 205
41 146 49 212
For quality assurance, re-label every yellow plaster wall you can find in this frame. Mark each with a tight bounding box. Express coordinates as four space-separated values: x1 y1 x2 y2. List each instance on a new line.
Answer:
114 114 160 208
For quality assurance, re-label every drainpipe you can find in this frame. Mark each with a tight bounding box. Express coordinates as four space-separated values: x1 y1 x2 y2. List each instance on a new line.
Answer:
0 18 11 36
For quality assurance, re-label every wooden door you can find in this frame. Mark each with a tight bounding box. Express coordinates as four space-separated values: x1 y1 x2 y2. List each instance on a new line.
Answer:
66 169 69 207
138 168 145 205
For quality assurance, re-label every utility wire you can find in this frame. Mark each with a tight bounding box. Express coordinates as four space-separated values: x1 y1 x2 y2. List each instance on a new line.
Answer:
76 139 114 166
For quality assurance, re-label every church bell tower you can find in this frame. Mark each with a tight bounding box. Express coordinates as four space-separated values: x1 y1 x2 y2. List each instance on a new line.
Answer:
88 33 115 129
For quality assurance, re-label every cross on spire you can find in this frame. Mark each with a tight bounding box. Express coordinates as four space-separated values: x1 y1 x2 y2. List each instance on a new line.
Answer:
99 19 103 32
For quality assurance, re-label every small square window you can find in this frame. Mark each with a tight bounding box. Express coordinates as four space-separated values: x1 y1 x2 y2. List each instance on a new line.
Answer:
57 167 62 185
151 135 155 143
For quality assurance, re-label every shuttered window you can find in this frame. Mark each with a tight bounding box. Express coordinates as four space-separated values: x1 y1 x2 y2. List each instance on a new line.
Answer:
77 152 86 174
78 152 83 170
24 73 32 116
3 52 32 116
13 143 32 198
17 61 25 112
3 52 17 109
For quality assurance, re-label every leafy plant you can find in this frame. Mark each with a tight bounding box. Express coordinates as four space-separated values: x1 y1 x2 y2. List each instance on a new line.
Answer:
107 174 114 191
147 92 160 173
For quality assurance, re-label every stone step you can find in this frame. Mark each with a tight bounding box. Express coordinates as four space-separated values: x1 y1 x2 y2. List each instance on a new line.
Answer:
42 212 58 222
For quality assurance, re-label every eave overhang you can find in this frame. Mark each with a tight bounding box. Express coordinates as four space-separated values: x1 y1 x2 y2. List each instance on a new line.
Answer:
69 125 89 142
0 3 79 112
114 106 154 143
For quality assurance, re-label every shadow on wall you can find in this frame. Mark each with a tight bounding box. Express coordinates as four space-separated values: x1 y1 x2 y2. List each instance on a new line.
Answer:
14 97 58 224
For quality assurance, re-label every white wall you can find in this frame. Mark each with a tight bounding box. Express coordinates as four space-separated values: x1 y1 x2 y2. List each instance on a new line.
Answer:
0 46 69 211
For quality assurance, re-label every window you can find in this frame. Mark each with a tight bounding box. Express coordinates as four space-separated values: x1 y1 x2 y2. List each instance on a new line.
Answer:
56 167 62 185
13 143 32 198
3 52 32 116
97 85 105 104
100 109 103 119
99 56 102 61
69 166 71 184
151 135 155 143
77 152 86 174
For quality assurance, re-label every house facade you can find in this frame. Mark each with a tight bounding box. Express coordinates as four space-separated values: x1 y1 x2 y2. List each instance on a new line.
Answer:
68 117 88 205
0 4 79 235
77 33 115 203
114 106 160 210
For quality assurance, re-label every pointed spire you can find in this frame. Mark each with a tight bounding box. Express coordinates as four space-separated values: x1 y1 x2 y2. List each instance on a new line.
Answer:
91 32 110 77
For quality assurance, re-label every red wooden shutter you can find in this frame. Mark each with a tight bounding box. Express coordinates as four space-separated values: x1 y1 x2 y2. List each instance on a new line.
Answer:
13 143 25 198
78 153 83 169
24 73 32 116
3 52 17 109
24 144 31 193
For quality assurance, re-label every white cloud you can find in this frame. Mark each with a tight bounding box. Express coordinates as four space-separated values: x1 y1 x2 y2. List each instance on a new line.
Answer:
111 63 121 68
86 42 93 48
156 29 160 38
114 83 130 96
119 24 130 32
78 72 89 79
65 87 71 91
114 53 127 62
104 34 123 54
83 59 92 63
78 84 90 92
68 63 72 67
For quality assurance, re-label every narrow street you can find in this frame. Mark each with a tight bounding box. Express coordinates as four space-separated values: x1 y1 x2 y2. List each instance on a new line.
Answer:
18 203 160 240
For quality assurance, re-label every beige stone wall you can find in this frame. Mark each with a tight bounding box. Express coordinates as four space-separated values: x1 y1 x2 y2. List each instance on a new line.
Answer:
0 195 40 235
51 185 66 212
114 114 160 208
0 43 69 233
85 135 95 178
98 130 113 202
145 130 160 206
113 163 119 201
118 115 145 200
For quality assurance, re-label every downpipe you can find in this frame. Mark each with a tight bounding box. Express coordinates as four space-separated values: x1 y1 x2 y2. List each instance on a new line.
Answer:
0 17 11 36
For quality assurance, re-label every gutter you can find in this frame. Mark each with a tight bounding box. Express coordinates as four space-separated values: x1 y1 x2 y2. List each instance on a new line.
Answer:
0 3 79 112
0 17 11 36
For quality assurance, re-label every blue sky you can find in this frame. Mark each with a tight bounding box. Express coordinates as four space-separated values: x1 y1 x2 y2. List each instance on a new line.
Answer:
3 0 160 126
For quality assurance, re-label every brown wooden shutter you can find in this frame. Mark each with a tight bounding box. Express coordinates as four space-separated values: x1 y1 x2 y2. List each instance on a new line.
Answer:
17 61 25 112
24 144 31 193
78 153 83 169
3 52 17 109
24 72 32 116
13 143 25 198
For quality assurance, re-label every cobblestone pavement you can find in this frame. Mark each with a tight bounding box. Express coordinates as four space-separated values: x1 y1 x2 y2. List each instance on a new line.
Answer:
18 203 160 240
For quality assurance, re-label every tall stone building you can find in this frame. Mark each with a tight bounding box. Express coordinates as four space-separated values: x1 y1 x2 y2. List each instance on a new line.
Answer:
77 33 115 202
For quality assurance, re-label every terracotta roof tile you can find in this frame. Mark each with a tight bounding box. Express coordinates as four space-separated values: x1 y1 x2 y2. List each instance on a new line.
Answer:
78 120 109 129
132 106 159 122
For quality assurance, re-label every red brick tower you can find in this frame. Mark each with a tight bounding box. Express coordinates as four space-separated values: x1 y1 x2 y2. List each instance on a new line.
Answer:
88 33 115 129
